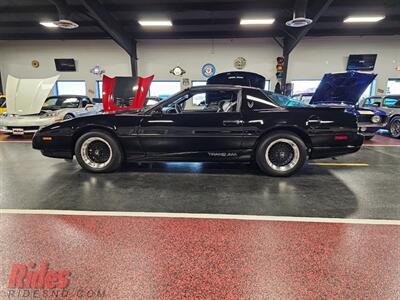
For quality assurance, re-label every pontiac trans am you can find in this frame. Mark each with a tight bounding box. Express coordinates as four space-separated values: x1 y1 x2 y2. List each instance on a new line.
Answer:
33 85 364 177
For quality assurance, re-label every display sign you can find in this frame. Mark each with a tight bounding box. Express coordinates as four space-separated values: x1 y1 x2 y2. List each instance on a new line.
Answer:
202 63 216 78
54 59 76 72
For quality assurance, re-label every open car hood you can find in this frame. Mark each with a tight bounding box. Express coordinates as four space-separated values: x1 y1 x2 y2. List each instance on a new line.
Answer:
207 71 266 89
6 75 59 115
102 75 154 112
310 72 376 105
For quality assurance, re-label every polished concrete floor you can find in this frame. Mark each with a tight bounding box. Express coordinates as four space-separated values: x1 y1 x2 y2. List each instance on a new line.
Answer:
1 139 399 220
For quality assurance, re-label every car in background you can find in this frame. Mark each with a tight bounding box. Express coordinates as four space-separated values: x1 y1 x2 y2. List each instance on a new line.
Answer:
33 85 363 177
360 95 400 138
0 75 102 136
293 72 387 140
0 96 6 114
292 93 314 104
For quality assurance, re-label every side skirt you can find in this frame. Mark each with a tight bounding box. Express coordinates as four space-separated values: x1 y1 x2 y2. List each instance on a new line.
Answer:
126 150 253 162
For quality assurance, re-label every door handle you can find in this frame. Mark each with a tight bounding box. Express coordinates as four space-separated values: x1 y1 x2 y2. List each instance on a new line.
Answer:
306 119 321 125
148 120 174 123
223 120 243 126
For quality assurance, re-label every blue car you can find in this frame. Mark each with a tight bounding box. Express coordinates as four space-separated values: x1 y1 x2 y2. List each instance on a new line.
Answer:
293 72 387 140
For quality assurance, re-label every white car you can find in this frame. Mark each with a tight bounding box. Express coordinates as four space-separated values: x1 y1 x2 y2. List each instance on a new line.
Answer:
0 75 102 136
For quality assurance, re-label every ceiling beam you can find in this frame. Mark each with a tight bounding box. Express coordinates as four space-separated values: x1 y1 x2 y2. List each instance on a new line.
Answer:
284 0 334 55
80 0 137 75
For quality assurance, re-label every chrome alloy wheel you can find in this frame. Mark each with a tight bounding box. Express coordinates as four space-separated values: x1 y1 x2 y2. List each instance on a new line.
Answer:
265 138 300 172
390 119 400 138
80 137 113 169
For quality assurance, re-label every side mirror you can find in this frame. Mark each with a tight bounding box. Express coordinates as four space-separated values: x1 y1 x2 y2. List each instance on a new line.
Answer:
151 108 162 116
85 104 94 110
372 103 380 107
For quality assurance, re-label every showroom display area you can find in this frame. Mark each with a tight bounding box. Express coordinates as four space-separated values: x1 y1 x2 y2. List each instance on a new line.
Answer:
1 0 400 298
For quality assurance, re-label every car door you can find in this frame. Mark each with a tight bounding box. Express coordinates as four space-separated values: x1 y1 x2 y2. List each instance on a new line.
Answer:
138 87 244 157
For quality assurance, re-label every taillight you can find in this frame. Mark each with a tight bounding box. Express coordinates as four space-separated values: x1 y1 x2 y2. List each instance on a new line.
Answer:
335 135 348 141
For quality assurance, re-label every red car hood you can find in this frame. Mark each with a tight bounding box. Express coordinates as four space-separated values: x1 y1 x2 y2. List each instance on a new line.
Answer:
102 75 154 112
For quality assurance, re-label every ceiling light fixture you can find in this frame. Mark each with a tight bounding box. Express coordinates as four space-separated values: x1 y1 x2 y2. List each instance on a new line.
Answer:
138 20 173 27
40 21 59 28
240 19 275 25
344 16 385 23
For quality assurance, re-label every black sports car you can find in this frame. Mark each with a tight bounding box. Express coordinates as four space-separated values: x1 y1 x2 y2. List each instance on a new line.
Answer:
33 85 363 177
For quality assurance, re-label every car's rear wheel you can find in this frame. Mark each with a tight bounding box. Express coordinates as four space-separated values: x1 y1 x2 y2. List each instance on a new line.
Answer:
75 130 122 173
256 131 307 177
389 117 400 138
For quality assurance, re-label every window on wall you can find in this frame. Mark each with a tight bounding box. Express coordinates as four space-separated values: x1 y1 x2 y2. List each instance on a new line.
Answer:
291 80 321 95
149 81 181 99
96 80 103 98
55 80 86 96
192 80 207 87
264 80 271 91
387 79 400 95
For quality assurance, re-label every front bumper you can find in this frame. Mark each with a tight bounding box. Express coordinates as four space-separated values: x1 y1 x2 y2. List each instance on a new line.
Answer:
0 127 40 135
32 131 74 159
0 115 58 135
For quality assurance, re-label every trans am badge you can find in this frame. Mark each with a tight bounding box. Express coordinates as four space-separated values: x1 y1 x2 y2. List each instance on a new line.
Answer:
202 63 216 78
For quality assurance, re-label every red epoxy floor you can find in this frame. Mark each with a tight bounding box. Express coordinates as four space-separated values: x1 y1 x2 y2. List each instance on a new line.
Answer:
0 213 399 299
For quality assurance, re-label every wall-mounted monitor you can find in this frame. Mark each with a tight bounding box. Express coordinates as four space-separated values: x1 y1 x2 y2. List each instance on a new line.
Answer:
54 58 76 72
346 54 377 71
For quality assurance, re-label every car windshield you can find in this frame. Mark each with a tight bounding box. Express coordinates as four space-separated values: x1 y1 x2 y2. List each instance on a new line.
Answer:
42 97 81 110
0 98 5 106
264 91 309 107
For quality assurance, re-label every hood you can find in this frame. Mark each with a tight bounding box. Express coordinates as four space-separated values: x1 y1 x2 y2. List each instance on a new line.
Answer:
6 75 59 115
310 72 376 105
102 75 154 112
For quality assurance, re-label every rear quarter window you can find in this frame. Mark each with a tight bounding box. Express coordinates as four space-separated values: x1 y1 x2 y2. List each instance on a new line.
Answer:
383 97 400 108
243 89 278 110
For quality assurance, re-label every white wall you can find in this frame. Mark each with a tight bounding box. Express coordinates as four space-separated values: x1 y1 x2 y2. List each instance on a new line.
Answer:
137 38 280 83
288 36 400 94
0 36 399 96
0 40 131 97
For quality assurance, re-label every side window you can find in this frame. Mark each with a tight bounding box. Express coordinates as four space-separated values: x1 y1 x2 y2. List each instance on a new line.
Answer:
81 98 89 107
163 89 238 113
243 89 278 110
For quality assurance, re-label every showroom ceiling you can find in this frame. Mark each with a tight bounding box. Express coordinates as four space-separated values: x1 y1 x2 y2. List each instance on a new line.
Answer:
0 0 399 40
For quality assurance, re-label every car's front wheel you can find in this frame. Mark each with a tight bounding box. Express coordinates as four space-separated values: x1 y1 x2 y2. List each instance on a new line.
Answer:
256 131 307 177
63 113 75 120
75 130 122 173
389 116 400 138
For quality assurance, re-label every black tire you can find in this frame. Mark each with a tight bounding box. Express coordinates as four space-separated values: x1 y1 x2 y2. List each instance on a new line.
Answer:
255 131 307 177
364 135 374 140
75 130 122 173
388 116 400 138
63 114 75 121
